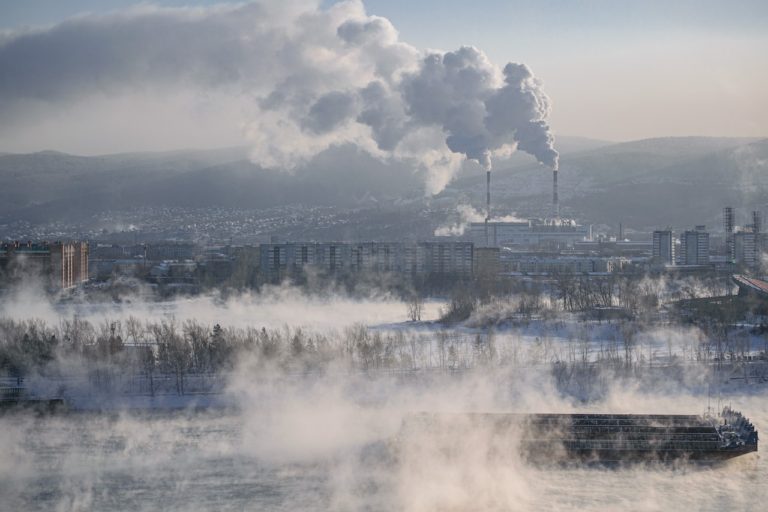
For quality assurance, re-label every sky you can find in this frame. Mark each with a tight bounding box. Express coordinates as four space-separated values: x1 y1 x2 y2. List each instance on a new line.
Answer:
0 0 766 156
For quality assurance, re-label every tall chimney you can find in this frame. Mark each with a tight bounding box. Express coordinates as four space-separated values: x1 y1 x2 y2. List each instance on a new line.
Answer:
552 169 559 218
485 170 491 246
486 170 491 221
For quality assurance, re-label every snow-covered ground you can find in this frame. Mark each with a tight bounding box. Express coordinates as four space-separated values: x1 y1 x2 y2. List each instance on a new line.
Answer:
3 289 766 413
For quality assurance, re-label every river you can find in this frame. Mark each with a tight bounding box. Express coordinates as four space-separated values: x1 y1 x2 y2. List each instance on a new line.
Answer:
0 393 764 512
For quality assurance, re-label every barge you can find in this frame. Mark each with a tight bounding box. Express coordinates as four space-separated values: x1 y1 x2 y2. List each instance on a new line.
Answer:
402 407 758 464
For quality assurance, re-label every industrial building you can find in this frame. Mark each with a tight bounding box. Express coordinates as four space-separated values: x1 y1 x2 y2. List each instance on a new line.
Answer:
464 149 589 252
0 241 89 290
574 239 652 258
469 219 592 249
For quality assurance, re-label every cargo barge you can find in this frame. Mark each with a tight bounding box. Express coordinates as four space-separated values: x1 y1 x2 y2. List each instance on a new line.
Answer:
402 407 758 464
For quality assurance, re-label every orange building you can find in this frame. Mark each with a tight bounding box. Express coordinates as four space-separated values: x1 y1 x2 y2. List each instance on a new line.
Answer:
0 241 89 290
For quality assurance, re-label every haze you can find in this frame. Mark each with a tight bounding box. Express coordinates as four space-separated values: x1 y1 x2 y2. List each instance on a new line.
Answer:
0 0 766 157
0 3 766 510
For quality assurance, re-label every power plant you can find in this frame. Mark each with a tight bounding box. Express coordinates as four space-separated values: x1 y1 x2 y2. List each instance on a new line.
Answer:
471 160 590 250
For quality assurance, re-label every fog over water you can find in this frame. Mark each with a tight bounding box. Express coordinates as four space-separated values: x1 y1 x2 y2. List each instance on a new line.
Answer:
0 291 765 511
1 382 765 511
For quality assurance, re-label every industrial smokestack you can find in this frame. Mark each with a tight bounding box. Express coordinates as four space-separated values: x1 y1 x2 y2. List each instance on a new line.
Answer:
486 170 491 222
484 170 491 246
552 169 559 218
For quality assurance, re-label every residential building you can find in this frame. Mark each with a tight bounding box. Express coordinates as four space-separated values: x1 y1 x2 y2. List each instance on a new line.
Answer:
0 241 89 290
678 226 710 266
258 241 473 280
652 230 675 265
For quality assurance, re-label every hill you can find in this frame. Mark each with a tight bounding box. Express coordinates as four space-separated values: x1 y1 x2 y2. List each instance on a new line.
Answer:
0 136 765 237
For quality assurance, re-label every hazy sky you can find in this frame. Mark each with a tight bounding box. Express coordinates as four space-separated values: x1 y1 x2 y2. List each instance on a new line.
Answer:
0 0 766 155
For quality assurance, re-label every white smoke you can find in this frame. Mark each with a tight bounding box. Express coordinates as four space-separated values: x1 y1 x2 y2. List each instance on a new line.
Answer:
435 204 528 236
0 0 558 193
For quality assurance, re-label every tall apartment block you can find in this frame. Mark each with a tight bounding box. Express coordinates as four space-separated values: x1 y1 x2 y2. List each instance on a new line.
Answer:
678 226 710 266
652 230 675 265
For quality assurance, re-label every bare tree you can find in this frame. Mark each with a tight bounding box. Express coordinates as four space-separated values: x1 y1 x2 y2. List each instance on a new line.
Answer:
620 321 638 369
407 293 424 322
151 320 190 395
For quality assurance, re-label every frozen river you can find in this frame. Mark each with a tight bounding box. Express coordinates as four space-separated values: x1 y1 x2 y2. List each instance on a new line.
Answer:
1 394 765 512
1 292 766 510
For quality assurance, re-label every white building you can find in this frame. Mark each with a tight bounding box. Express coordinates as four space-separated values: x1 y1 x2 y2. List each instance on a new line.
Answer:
469 219 592 249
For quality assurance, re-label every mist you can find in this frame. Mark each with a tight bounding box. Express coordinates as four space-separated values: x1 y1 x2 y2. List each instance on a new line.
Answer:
1 282 442 331
434 204 528 236
0 0 558 194
1 355 765 511
0 276 766 511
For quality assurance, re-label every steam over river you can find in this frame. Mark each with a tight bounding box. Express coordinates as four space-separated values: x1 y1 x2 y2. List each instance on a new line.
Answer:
0 292 765 510
1 401 765 512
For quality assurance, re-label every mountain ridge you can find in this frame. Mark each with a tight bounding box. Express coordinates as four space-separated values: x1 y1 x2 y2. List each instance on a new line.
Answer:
1 136 766 233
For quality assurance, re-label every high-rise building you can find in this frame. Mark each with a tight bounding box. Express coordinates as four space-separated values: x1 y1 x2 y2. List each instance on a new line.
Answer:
652 230 674 265
733 232 766 268
734 232 757 268
0 241 89 290
678 226 710 266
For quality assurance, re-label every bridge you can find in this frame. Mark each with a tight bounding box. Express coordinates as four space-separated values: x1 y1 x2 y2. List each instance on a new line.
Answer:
732 274 768 298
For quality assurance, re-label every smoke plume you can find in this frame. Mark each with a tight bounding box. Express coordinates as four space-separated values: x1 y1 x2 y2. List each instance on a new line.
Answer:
0 0 558 193
434 204 528 236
